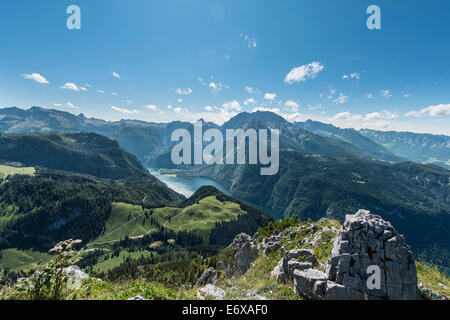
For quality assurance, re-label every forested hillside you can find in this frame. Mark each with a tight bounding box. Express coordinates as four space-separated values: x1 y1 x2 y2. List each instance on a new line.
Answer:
0 169 183 250
0 132 151 180
193 150 450 260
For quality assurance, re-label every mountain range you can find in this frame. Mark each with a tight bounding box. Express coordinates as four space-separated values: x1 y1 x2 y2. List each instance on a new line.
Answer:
0 106 449 262
1 106 449 168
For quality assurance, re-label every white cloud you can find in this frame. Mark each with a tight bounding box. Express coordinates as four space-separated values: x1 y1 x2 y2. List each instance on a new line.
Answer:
405 110 421 117
366 93 374 99
284 62 324 84
174 107 189 114
222 100 241 112
252 107 305 123
343 72 360 82
380 89 392 98
174 88 192 95
66 102 79 109
405 104 450 117
110 91 118 96
111 106 138 114
198 78 207 86
364 112 384 120
143 104 160 112
60 83 80 92
264 93 277 101
283 112 305 122
199 76 228 92
373 120 391 128
404 111 418 117
252 107 281 114
364 110 398 120
244 98 256 106
330 112 362 121
308 104 322 111
240 34 257 48
284 100 300 112
21 73 49 84
333 93 348 104
126 100 133 104
204 106 213 112
53 103 63 107
245 86 260 94
112 72 121 79
80 87 87 92
208 81 227 91
322 88 337 100
97 90 105 94
403 93 412 98
329 112 394 130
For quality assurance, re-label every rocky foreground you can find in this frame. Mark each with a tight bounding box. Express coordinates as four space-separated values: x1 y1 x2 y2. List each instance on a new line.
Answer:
196 210 447 300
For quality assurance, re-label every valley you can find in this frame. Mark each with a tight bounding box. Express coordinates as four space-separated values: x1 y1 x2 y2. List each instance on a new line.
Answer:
0 107 448 301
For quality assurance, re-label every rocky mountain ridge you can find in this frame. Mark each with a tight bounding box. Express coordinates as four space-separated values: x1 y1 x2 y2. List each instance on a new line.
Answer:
195 210 448 300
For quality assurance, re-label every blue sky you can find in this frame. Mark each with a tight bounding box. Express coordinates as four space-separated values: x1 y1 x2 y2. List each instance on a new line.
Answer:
0 0 449 134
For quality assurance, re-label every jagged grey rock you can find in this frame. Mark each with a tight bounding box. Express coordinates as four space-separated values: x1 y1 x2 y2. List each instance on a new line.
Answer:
197 284 227 300
195 267 218 286
325 210 420 300
219 233 258 278
63 266 89 281
284 249 317 266
293 268 326 298
262 235 282 255
418 284 447 300
292 210 420 300
273 249 318 282
263 242 280 255
271 259 284 281
63 265 89 290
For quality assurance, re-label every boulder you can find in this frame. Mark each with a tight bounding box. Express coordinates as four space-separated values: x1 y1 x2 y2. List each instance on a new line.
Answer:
63 266 89 282
272 249 318 282
63 265 89 290
197 284 227 300
284 249 317 266
293 268 326 298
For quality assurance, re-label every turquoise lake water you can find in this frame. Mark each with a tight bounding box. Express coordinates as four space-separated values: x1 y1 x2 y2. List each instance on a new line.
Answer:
148 167 282 219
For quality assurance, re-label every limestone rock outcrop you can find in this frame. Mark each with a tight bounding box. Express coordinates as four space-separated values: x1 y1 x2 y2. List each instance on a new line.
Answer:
216 233 258 278
291 210 421 300
197 284 227 300
272 249 317 282
195 267 218 286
